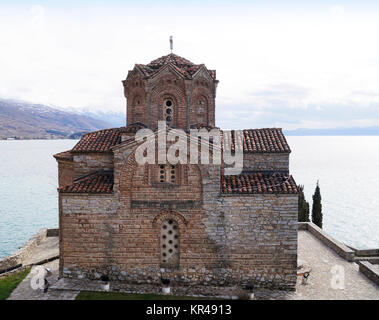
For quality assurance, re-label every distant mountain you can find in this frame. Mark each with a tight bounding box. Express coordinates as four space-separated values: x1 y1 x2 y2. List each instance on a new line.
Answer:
72 109 126 128
284 127 379 136
0 98 112 139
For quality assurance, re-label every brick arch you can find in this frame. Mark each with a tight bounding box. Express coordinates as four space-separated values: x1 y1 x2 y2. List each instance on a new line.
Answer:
150 84 186 129
193 94 209 125
152 209 188 231
190 87 213 126
127 87 147 125
190 86 212 105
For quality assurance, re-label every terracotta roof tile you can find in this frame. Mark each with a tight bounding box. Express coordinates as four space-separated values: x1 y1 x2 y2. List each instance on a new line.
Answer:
59 171 113 194
69 125 290 154
224 128 291 153
53 150 73 161
221 172 298 194
71 128 122 153
136 53 216 80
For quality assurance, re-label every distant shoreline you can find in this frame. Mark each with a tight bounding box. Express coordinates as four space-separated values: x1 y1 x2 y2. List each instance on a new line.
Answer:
2 134 379 141
1 137 79 141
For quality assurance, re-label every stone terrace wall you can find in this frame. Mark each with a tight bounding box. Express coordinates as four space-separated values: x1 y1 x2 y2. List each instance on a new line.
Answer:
0 228 47 272
243 153 289 172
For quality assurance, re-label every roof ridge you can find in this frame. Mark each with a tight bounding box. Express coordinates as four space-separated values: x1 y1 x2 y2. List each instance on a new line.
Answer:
82 126 124 135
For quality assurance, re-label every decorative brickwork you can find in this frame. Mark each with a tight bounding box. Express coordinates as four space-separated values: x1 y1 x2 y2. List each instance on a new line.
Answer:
54 52 299 292
122 53 218 131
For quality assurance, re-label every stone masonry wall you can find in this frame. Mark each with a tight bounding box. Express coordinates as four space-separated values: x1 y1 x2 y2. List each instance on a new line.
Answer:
60 191 297 290
216 194 298 289
73 153 114 178
243 153 289 172
57 160 74 188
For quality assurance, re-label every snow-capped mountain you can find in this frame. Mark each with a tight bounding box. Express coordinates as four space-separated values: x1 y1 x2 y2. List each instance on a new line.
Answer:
0 98 113 139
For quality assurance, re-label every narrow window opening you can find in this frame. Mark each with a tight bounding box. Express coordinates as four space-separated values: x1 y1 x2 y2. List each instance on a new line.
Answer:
159 164 176 183
164 98 174 126
160 219 179 268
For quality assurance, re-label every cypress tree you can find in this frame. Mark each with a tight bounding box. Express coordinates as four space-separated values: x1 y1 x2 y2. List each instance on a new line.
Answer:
312 181 323 228
298 185 310 222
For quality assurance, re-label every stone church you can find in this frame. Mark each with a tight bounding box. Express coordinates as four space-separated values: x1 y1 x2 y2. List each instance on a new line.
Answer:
54 52 299 291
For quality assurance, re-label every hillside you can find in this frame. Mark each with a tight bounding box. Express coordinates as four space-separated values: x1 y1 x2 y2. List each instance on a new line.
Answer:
0 98 112 139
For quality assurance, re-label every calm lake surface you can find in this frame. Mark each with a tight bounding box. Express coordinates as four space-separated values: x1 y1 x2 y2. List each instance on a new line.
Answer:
0 137 378 259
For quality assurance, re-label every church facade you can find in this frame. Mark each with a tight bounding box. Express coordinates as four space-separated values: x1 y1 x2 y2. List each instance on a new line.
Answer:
54 53 299 291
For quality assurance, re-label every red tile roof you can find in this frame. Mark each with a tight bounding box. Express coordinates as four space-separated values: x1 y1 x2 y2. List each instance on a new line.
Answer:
221 172 298 194
59 171 113 194
68 126 290 154
71 128 122 153
224 128 291 153
53 150 73 161
136 53 216 80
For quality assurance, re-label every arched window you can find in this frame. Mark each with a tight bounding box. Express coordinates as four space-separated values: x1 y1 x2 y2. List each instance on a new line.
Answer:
163 98 174 126
196 96 208 125
160 219 179 267
133 95 142 106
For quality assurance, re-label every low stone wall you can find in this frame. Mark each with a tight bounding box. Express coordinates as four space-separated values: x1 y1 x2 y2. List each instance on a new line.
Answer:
0 228 58 273
358 261 379 285
0 265 30 280
347 247 379 258
298 223 308 231
298 222 355 262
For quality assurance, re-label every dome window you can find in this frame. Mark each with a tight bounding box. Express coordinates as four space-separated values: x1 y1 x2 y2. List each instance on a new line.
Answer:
163 98 174 126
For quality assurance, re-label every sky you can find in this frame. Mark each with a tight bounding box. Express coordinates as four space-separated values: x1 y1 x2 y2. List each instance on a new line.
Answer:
0 1 379 130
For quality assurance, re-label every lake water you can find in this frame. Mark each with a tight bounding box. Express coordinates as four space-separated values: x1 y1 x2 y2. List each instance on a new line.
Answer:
0 137 378 259
287 136 379 250
0 140 77 259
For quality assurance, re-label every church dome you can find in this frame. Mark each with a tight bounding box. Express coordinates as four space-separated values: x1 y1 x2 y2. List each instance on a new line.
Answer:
135 53 216 80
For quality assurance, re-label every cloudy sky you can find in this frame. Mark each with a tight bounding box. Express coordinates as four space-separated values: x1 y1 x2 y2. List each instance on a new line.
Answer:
1 0 379 129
